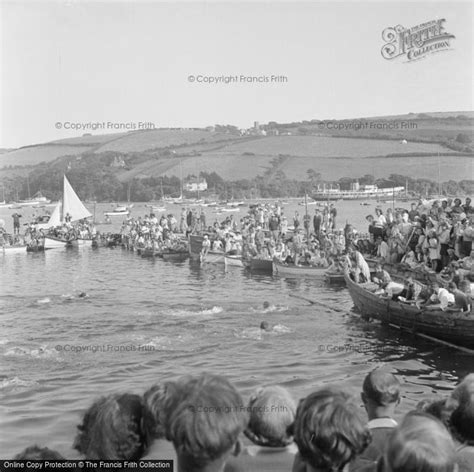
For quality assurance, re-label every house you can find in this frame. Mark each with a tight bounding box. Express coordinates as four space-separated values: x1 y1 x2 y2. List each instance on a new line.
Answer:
185 179 208 192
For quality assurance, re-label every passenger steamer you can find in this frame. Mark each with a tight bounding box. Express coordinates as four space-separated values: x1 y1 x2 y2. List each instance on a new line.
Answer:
312 182 405 201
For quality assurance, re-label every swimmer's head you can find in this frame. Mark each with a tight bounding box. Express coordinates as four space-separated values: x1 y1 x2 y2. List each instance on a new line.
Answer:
79 292 87 298
263 301 270 309
260 321 270 331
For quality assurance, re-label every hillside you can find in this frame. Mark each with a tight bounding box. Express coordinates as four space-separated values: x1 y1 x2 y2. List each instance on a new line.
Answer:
0 112 472 193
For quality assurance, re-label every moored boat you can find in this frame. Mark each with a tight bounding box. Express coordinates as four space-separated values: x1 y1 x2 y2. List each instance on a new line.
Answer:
1 245 27 254
162 249 189 262
201 251 225 264
224 254 243 267
104 206 130 217
43 176 93 249
272 261 328 278
246 258 273 273
344 272 474 348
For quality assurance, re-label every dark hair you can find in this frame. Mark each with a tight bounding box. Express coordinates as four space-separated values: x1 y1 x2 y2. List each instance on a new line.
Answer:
73 393 151 460
362 368 400 406
14 445 64 459
292 388 371 471
450 374 474 443
166 373 248 470
382 411 456 472
143 381 182 439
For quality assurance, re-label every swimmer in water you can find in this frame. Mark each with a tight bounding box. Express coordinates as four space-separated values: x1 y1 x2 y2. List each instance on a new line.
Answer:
78 292 88 298
263 301 270 310
260 321 271 332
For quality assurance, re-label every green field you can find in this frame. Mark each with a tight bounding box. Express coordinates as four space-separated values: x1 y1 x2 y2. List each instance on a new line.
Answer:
202 135 446 158
0 145 94 168
95 129 239 153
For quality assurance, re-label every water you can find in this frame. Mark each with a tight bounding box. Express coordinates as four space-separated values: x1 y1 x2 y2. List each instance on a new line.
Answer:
1 201 472 458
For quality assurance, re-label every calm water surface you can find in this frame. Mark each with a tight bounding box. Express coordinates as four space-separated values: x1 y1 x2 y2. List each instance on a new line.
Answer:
0 201 472 458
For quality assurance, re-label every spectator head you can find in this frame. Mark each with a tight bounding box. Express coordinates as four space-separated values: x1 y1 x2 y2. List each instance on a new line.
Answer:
143 381 183 439
292 388 370 471
449 374 474 444
380 411 456 472
14 445 64 459
73 393 151 460
447 282 457 293
362 368 401 420
244 386 296 448
166 373 248 472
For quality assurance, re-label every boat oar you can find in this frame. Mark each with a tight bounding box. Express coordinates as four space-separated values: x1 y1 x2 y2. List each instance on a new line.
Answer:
289 292 345 312
386 321 474 355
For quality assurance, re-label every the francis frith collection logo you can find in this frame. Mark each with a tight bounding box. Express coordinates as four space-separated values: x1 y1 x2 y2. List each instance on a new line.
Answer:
381 19 455 61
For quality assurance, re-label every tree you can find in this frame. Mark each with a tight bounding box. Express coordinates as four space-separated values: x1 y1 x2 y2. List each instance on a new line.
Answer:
456 133 472 144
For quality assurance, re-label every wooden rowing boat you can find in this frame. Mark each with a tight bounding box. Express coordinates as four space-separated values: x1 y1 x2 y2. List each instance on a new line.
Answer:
344 272 474 348
272 261 328 278
162 250 189 262
246 258 273 273
224 255 243 267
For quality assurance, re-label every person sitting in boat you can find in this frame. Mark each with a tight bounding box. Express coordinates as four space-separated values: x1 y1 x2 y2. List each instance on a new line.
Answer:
212 238 223 252
426 282 455 311
446 281 472 313
394 277 417 303
372 263 391 288
351 248 371 283
310 250 329 268
376 236 389 262
200 234 211 260
460 249 474 272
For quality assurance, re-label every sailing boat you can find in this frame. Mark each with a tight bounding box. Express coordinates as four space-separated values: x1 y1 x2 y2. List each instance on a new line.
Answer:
42 176 92 249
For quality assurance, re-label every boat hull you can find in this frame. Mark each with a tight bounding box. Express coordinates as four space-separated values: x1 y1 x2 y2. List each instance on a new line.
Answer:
344 273 474 348
1 246 27 254
224 255 243 267
272 261 327 278
77 238 94 247
247 258 273 273
44 236 76 249
104 211 130 217
162 251 189 262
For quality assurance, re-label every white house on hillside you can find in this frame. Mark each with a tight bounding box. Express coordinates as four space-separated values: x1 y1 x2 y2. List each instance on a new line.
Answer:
185 179 208 192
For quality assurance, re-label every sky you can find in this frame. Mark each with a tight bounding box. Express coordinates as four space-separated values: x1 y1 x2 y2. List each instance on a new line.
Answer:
1 0 472 148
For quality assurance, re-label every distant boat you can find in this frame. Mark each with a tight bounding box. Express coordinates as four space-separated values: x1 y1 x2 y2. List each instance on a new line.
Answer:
104 205 131 217
146 204 167 213
18 192 51 207
313 183 404 201
43 176 92 249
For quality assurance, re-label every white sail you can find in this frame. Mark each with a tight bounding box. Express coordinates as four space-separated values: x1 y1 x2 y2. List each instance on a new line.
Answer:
62 176 91 222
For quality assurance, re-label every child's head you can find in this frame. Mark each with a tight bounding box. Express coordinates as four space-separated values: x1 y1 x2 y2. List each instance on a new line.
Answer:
381 411 456 472
73 393 150 460
167 373 248 472
143 380 182 439
292 388 370 471
362 368 401 412
14 445 64 459
450 373 474 443
244 385 296 447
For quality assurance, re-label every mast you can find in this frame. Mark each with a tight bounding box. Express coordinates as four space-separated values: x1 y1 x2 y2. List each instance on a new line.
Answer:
304 192 309 240
437 152 441 196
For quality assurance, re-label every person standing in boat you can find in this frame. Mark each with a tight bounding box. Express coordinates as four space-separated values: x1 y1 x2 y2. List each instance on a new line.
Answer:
313 208 322 237
200 234 211 261
12 212 22 235
293 211 300 231
330 203 337 230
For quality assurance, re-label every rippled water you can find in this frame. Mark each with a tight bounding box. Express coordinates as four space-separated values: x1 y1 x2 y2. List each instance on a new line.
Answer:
1 203 472 458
